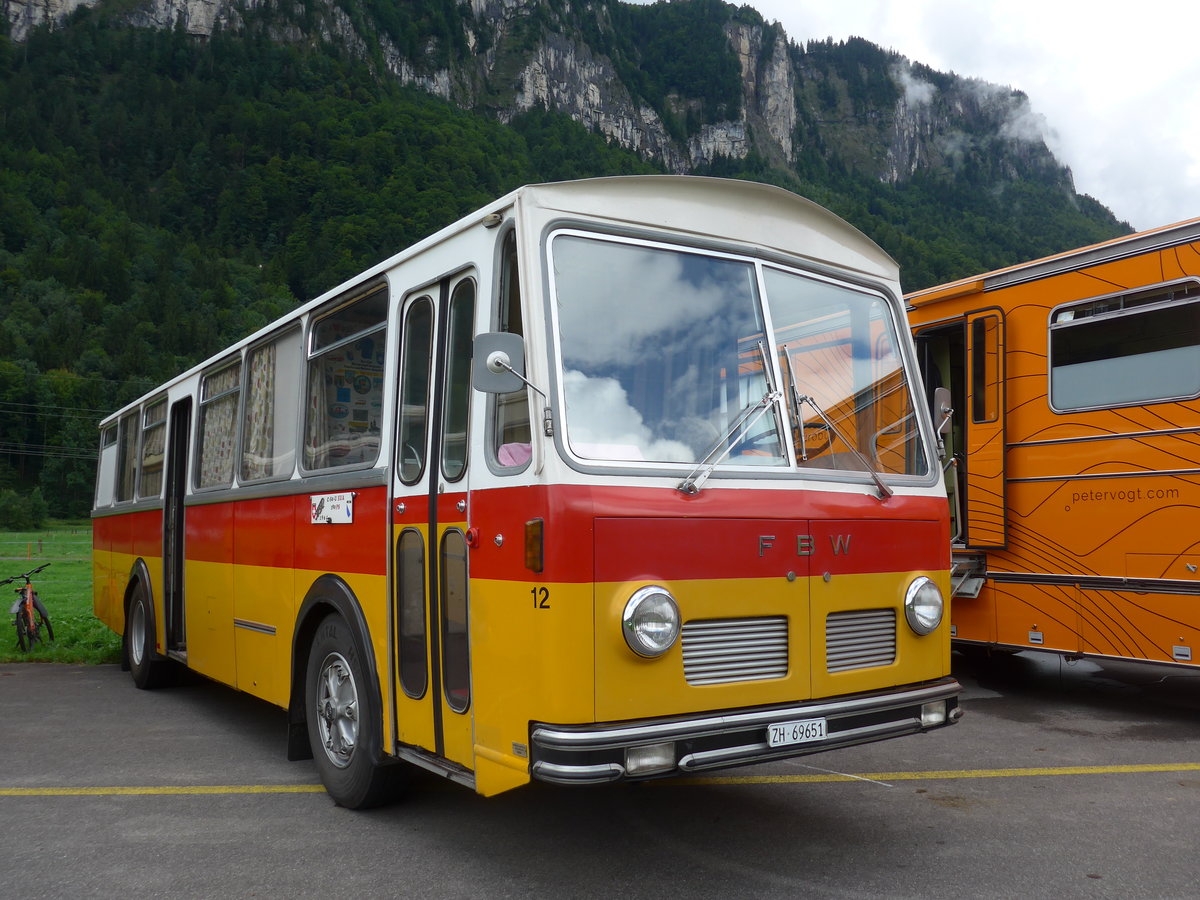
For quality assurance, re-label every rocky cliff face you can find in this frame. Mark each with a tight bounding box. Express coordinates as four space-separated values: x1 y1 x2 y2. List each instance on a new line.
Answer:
1 0 1071 188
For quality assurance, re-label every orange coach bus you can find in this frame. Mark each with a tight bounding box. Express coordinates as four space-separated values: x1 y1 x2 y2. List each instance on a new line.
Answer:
92 176 959 807
908 218 1200 667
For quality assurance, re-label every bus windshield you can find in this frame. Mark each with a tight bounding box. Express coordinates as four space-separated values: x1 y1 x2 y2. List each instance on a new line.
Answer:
550 233 928 478
764 266 929 478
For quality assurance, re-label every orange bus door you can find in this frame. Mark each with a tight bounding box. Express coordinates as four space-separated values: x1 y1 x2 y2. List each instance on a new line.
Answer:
963 310 1007 549
391 276 477 783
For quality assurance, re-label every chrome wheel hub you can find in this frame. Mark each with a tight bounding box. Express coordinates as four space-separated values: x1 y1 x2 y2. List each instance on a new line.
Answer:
130 601 146 666
315 652 359 769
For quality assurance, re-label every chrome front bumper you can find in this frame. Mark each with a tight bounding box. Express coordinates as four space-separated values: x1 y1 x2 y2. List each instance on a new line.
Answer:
530 677 961 785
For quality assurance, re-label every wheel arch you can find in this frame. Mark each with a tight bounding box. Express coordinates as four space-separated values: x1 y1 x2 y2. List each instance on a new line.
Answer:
287 574 384 763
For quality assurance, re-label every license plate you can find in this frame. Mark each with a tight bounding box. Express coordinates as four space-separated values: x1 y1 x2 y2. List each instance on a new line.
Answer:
766 717 827 748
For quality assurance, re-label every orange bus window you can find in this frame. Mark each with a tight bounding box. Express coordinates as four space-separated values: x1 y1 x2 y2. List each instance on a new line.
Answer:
970 316 1000 423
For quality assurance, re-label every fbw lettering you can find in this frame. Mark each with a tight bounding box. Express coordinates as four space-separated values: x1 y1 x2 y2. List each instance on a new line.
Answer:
758 534 852 557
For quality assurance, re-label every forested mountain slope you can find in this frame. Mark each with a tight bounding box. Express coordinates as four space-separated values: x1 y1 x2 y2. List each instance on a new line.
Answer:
0 0 1129 518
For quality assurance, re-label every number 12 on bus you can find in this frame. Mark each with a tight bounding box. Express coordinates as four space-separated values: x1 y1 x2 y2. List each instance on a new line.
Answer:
92 177 960 808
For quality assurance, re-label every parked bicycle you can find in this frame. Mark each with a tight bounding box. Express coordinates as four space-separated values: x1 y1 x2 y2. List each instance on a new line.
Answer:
5 563 54 652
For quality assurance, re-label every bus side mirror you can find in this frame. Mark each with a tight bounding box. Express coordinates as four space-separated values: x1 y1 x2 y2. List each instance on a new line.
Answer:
473 332 527 394
933 386 953 435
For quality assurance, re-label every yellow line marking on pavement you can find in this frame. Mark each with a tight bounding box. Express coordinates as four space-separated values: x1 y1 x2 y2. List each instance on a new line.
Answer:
4 763 1200 797
671 762 1200 786
0 785 326 797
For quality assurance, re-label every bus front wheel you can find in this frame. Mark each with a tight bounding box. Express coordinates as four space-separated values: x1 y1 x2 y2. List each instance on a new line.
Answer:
126 582 171 690
304 613 402 808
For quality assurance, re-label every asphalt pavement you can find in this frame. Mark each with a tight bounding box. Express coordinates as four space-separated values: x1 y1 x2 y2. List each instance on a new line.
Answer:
3 651 1199 898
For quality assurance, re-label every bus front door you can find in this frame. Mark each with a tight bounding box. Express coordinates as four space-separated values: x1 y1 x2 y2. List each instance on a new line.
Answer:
163 397 191 656
963 309 1007 549
391 275 477 783
916 311 1007 550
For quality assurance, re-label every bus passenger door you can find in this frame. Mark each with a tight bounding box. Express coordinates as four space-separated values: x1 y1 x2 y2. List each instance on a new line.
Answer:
916 310 1006 550
391 274 477 780
963 310 1006 549
163 397 191 656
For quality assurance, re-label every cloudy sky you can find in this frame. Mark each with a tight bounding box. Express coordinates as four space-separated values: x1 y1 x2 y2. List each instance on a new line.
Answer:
633 0 1200 233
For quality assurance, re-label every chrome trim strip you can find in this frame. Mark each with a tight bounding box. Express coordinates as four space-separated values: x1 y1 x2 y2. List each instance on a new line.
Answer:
1008 426 1200 449
531 762 625 785
189 468 389 506
982 222 1200 291
530 679 959 751
964 642 1200 671
1007 468 1200 485
394 746 476 790
987 572 1200 595
678 719 914 772
232 618 277 635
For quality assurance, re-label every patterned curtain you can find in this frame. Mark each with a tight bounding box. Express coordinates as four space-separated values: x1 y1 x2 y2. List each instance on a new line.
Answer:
198 364 241 488
242 343 276 480
304 358 329 469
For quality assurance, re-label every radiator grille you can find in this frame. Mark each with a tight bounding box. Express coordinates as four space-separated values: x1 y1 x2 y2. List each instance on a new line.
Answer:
681 616 788 685
826 609 896 672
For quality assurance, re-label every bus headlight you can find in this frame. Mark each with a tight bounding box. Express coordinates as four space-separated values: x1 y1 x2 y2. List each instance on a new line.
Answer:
904 576 944 635
622 586 680 658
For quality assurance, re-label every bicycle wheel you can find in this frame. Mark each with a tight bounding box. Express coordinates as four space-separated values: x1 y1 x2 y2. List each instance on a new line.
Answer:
15 609 30 652
32 594 53 642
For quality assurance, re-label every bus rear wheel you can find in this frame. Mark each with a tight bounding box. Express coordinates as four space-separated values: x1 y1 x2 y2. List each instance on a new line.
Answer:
305 613 403 809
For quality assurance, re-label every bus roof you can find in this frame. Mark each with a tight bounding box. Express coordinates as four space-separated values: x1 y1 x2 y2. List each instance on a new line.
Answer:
907 215 1200 308
516 176 899 282
100 176 898 425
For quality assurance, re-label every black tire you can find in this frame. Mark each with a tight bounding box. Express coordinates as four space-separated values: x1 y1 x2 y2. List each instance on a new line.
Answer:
32 594 52 642
15 609 30 652
305 613 403 809
125 582 170 689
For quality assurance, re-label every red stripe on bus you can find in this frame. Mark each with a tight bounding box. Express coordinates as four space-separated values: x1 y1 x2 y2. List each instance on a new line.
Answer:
594 517 946 583
185 487 389 576
96 483 945 584
468 484 948 583
93 509 160 557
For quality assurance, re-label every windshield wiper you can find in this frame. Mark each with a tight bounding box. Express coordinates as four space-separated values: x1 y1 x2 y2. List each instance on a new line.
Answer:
791 379 894 502
781 347 807 461
677 342 783 495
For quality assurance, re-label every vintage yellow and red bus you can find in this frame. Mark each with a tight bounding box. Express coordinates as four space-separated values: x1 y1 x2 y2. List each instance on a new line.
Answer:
93 176 959 807
908 218 1200 666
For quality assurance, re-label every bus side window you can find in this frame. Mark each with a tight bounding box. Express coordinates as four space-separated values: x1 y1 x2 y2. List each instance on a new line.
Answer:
114 412 138 503
138 398 167 499
242 328 301 482
95 423 118 508
197 360 242 489
303 285 388 471
493 232 532 469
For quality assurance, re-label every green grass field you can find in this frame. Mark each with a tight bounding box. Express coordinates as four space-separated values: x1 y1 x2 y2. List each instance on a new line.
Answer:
0 524 122 665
